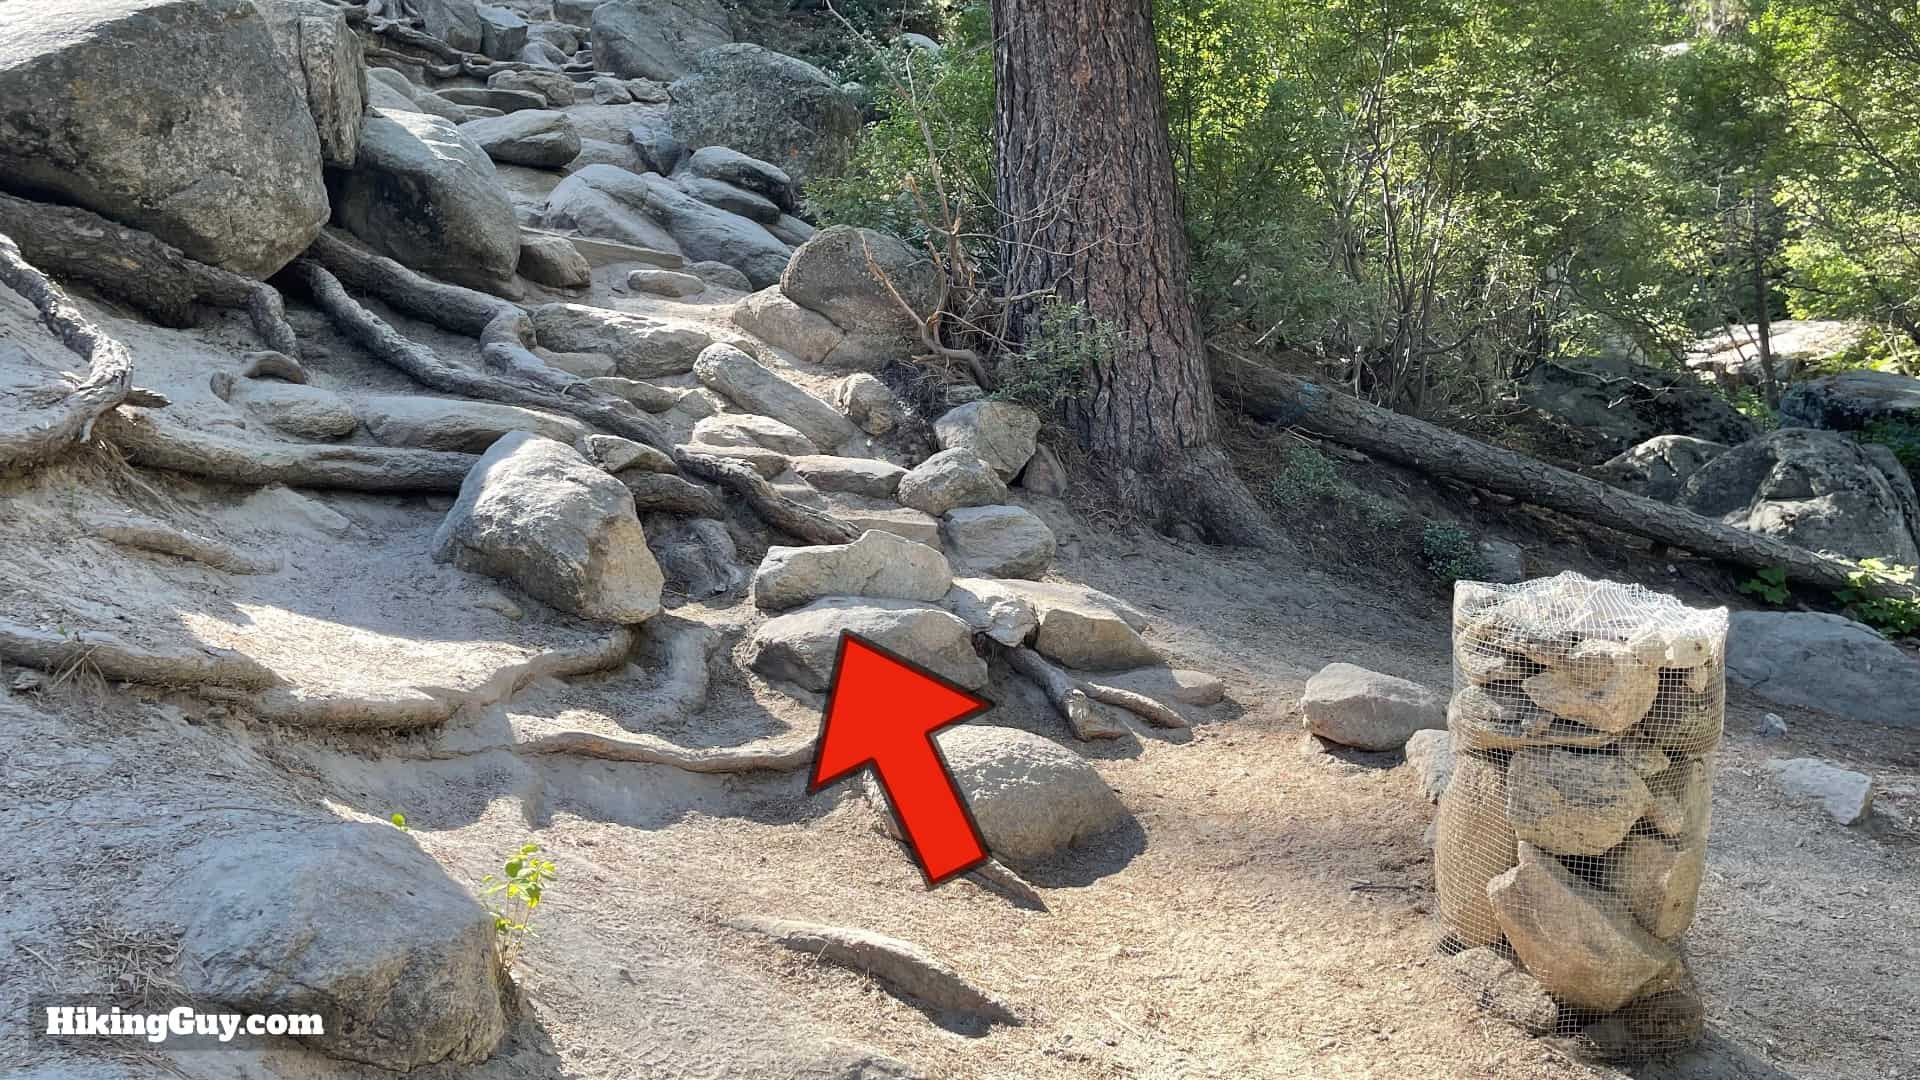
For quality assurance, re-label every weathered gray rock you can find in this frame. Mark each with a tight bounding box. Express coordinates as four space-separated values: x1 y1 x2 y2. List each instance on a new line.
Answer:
942 578 1039 646
734 287 846 365
587 375 682 413
833 373 900 436
553 0 608 26
1445 947 1558 1035
1475 539 1528 584
1434 752 1515 947
460 110 581 168
668 44 860 182
769 212 815 247
1781 369 1920 431
751 530 952 611
745 598 987 691
1595 435 1731 502
259 0 366 168
934 402 1040 481
355 394 588 452
685 145 798 212
558 166 791 288
535 348 616 378
941 505 1056 579
544 169 684 253
843 507 942 549
692 413 817 457
517 231 592 288
1727 611 1920 728
488 68 577 108
1487 844 1677 1012
1677 427 1920 564
1613 834 1704 940
676 175 780 223
226 380 360 441
365 67 466 124
415 1 527 60
1403 728 1455 803
693 343 856 448
431 433 663 622
897 449 1008 517
791 455 906 498
1018 444 1070 496
691 259 755 291
176 821 506 1071
589 75 634 104
781 225 940 370
440 87 548 114
583 433 671 474
867 725 1130 864
1765 757 1875 825
531 303 712 378
682 442 787 478
627 267 706 296
1505 747 1650 856
948 578 1155 671
591 0 732 81
0 0 329 278
629 116 688 174
1520 357 1758 458
1300 663 1446 751
646 516 742 599
333 110 522 293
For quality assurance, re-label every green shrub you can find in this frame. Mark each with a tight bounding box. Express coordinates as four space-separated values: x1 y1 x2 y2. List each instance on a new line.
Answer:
1738 565 1790 605
1421 521 1487 583
1269 444 1342 503
990 301 1118 412
1834 558 1920 638
1860 418 1920 472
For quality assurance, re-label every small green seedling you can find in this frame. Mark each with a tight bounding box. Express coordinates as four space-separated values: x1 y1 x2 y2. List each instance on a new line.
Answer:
1738 566 1790 606
482 842 557 969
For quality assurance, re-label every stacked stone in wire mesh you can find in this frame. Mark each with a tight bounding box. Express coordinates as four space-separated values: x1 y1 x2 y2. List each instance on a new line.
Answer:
1434 572 1726 1059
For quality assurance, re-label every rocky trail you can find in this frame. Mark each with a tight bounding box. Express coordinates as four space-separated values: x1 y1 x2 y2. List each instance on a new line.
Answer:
2 1 1918 1078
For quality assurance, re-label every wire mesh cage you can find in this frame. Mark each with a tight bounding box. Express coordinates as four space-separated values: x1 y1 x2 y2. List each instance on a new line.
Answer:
1435 571 1726 1060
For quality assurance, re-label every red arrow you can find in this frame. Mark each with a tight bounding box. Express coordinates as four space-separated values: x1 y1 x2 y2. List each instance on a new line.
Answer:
810 632 993 886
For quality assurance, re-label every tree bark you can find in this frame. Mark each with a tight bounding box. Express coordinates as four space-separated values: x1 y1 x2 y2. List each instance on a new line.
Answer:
990 0 1273 544
1212 349 1918 598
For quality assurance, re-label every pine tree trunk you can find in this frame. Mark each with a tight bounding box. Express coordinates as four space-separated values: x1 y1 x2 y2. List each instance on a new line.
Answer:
990 0 1273 544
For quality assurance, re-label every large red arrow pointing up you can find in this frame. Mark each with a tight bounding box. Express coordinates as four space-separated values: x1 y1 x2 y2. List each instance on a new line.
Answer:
810 632 993 886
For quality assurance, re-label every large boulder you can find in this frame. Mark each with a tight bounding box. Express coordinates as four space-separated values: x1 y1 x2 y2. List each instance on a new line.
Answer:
896 449 1008 517
934 401 1041 481
431 433 663 623
1300 663 1446 751
733 287 846 365
259 0 367 168
692 343 857 449
751 529 952 611
416 0 527 60
781 226 942 371
685 145 798 212
544 169 684 254
530 303 711 378
744 598 987 692
1780 370 1920 431
1676 427 1920 564
867 726 1131 865
0 0 330 277
667 44 861 183
459 110 581 169
1520 358 1758 458
331 110 522 293
554 166 790 288
940 505 1056 580
174 821 506 1071
1727 611 1920 729
591 0 732 81
1593 435 1730 502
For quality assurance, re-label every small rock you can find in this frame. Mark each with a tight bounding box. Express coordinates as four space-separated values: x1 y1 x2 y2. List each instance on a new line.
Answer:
626 267 706 297
1523 648 1659 733
750 530 952 611
530 303 712 378
431 433 663 623
1403 729 1455 803
942 579 1039 646
1765 757 1875 825
733 286 847 365
1018 444 1069 496
459 109 581 168
833 372 900 436
1299 663 1446 752
1643 757 1711 840
581 433 671 474
790 455 906 499
227 380 360 440
585 376 681 413
934 401 1040 480
1487 843 1677 1012
866 725 1130 864
487 68 576 108
692 413 817 457
1754 712 1787 737
941 505 1056 579
1446 947 1558 1034
689 260 754 292
896 449 1008 517
648 516 743 599
1505 746 1650 856
518 232 592 288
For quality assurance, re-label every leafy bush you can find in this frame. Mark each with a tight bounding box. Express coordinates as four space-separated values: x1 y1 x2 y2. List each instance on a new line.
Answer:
483 842 557 969
1834 558 1920 638
1268 444 1342 503
1420 521 1487 583
990 301 1117 413
1738 565 1790 605
1860 418 1920 472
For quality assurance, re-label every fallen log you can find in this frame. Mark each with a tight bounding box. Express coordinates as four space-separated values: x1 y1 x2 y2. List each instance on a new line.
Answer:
1211 347 1915 597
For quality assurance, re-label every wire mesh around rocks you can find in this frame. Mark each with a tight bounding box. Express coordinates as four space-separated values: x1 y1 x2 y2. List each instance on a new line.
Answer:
1435 571 1726 1061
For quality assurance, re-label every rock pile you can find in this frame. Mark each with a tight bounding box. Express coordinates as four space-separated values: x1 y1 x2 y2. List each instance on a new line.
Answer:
1435 572 1726 1057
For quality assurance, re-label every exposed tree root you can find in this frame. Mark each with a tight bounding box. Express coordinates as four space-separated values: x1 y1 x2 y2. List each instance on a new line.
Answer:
1080 681 1188 729
97 411 474 491
1212 347 1919 598
365 18 535 78
1001 643 1105 739
729 916 1021 1025
0 229 158 471
0 193 298 354
0 619 279 690
517 728 816 772
83 512 282 575
292 246 859 544
964 856 1048 912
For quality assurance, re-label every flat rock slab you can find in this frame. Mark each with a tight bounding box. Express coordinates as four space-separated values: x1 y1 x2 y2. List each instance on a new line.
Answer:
353 394 589 452
1728 611 1920 729
745 598 987 693
790 454 906 498
694 343 856 450
531 303 713 378
1765 757 1876 825
751 529 952 611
